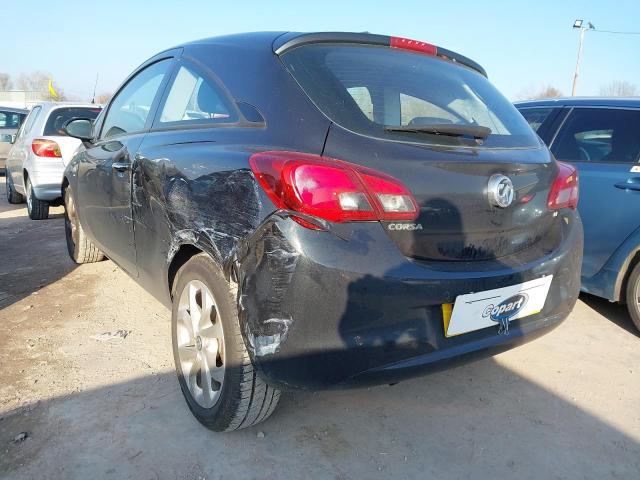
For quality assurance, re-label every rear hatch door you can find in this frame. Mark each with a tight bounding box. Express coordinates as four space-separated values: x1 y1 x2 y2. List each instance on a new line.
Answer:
280 39 559 261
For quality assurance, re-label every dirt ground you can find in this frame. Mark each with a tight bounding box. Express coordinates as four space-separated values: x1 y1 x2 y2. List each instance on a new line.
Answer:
0 175 639 480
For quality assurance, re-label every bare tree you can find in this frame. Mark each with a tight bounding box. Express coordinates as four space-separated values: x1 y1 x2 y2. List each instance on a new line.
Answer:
515 85 564 100
16 71 50 91
0 73 12 90
536 85 563 98
94 92 113 104
599 81 638 97
14 70 67 100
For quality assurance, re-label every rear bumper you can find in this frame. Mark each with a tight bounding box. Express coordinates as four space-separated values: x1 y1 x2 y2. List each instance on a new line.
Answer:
29 164 65 201
238 211 583 390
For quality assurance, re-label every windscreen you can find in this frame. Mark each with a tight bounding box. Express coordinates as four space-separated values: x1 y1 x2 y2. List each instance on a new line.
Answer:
44 107 101 136
281 44 539 148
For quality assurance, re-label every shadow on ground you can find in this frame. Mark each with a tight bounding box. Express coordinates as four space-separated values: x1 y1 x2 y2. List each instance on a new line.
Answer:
1 353 638 480
580 292 640 338
0 173 74 310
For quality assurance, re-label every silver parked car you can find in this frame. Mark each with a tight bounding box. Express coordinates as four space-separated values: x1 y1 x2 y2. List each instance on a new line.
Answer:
5 102 101 219
0 106 28 170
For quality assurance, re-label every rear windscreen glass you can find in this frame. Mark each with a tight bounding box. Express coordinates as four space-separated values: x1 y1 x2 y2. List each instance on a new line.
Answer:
281 44 539 148
0 111 25 129
44 107 101 136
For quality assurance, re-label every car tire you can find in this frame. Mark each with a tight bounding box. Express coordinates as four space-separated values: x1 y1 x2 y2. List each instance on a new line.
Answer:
625 262 640 332
5 172 25 204
171 253 280 431
64 185 105 263
25 177 49 220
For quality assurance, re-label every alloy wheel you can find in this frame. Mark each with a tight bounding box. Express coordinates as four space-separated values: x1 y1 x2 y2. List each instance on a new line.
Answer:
176 280 226 408
64 189 79 247
26 179 32 213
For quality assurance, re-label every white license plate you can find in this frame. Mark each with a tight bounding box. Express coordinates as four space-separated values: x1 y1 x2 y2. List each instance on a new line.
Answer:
444 276 553 337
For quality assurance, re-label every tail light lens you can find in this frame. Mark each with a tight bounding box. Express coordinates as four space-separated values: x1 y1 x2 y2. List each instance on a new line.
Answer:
32 139 61 158
249 151 418 227
548 162 579 210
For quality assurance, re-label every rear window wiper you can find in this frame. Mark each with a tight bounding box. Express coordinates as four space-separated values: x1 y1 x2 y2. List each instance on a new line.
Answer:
384 123 491 139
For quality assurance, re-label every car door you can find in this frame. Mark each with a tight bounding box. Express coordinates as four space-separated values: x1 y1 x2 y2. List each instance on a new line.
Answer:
7 105 42 191
77 57 175 276
550 107 640 279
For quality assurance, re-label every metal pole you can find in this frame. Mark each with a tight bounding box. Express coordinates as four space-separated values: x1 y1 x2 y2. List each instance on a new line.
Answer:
572 27 586 96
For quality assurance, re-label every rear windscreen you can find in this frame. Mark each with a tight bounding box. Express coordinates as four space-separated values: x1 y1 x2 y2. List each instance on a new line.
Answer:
44 107 101 136
0 110 25 129
281 44 540 148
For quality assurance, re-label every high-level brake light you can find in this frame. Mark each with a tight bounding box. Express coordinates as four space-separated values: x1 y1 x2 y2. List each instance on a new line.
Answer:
390 36 437 56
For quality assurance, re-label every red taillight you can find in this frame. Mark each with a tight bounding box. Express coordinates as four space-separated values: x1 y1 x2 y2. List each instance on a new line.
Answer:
249 151 419 228
548 162 579 210
390 36 437 56
32 139 61 158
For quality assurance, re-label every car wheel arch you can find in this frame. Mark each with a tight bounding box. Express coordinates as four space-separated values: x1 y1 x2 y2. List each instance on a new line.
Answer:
616 249 640 304
61 177 70 197
168 242 235 299
168 244 204 298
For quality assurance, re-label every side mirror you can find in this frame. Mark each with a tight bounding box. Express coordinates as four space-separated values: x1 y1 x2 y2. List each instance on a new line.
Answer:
64 118 93 142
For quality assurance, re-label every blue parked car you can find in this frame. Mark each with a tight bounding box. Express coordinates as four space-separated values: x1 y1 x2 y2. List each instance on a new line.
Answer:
516 98 640 331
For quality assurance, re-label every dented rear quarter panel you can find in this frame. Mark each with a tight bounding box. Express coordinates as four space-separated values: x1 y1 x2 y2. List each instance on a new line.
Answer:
130 39 332 306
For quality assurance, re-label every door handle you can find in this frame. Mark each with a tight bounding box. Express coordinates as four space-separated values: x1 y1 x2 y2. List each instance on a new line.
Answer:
615 177 640 191
112 162 130 172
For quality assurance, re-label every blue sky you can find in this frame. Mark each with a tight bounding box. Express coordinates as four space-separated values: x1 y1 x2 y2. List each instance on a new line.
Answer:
5 0 640 100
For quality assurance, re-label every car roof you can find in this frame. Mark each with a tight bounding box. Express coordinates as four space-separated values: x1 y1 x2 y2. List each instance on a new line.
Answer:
30 102 101 113
0 105 29 114
514 97 640 108
177 31 487 76
32 101 99 108
179 31 286 49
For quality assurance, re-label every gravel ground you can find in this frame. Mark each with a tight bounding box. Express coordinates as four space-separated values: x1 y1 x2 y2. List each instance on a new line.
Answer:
0 175 639 480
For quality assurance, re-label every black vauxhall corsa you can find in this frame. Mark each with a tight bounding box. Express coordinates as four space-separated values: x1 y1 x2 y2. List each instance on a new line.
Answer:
62 32 583 431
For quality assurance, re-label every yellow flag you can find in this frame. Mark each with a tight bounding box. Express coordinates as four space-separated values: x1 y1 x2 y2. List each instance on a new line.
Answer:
48 78 58 99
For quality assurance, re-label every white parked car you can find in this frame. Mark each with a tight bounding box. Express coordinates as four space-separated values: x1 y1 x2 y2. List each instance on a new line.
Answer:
5 102 101 219
0 106 28 171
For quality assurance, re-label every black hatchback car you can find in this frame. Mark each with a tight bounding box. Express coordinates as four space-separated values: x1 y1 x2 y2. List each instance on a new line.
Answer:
62 32 582 431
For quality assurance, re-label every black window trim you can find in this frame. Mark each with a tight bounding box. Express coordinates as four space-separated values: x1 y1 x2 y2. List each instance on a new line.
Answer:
550 105 640 165
95 48 183 142
149 55 263 133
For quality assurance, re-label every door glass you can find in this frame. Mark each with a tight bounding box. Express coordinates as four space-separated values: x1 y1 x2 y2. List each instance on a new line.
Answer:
552 108 640 163
518 107 553 132
159 64 235 124
101 59 171 139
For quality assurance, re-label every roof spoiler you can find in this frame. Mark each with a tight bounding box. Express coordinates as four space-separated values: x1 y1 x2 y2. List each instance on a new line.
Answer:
273 32 487 77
